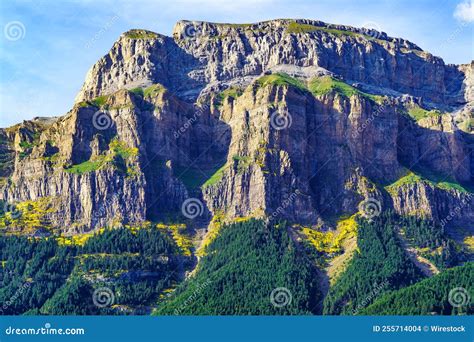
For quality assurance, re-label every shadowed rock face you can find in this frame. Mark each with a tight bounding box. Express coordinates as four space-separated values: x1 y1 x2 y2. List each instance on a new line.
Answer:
0 19 473 233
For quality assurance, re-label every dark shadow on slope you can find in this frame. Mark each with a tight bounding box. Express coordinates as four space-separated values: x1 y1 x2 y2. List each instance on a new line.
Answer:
132 91 231 226
397 113 474 190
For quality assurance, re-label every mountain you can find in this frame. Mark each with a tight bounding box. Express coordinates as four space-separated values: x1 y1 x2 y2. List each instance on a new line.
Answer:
0 19 472 315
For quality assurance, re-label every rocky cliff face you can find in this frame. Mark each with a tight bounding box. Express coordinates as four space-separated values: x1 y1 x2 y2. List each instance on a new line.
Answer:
1 19 473 234
76 20 470 106
388 181 474 227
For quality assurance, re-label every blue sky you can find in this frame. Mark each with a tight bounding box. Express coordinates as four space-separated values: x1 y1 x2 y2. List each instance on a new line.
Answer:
0 0 473 127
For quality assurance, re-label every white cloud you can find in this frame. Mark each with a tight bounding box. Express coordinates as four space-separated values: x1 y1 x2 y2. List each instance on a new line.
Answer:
454 0 474 23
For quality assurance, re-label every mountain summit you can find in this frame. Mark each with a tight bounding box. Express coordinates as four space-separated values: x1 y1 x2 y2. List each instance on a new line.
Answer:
77 19 471 106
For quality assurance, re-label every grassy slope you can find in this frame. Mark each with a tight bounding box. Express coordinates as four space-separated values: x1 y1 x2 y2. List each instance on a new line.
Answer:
257 73 307 91
407 105 443 121
309 76 382 103
385 169 472 194
286 22 370 40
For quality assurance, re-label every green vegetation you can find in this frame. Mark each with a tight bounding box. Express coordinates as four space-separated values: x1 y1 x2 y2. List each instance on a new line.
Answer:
18 141 34 149
155 219 321 314
398 215 467 270
172 161 228 191
90 95 109 108
173 166 206 190
109 139 138 159
225 23 253 28
143 84 165 98
129 84 165 100
286 22 370 39
41 141 60 164
400 48 430 59
256 73 306 92
435 181 468 192
361 263 473 315
109 140 139 176
124 30 158 40
18 141 36 160
75 95 110 109
155 223 193 256
64 157 107 175
17 132 41 160
42 153 60 164
65 139 139 177
386 171 424 189
286 22 321 34
1 211 470 316
255 73 382 103
459 118 473 133
406 105 443 121
79 85 165 109
386 170 471 194
323 212 470 315
202 164 227 188
301 215 358 256
232 155 252 174
0 197 56 233
323 212 424 315
18 151 29 160
40 277 100 315
0 235 76 314
216 87 243 106
195 212 225 257
309 76 382 103
130 87 144 97
0 225 187 315
211 23 269 35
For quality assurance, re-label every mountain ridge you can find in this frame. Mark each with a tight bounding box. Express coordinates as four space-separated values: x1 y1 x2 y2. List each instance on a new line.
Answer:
75 19 473 108
0 18 472 237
